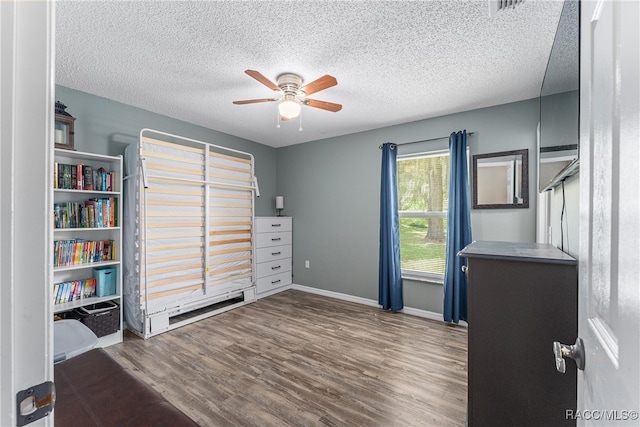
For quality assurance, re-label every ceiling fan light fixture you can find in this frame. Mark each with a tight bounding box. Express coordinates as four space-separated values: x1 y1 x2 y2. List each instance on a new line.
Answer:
278 99 301 119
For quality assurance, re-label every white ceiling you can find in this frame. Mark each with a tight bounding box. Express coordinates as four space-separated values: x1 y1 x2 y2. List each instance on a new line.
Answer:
56 0 566 148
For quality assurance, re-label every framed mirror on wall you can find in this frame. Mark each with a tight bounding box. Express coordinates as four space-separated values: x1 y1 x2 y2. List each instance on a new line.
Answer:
473 149 529 209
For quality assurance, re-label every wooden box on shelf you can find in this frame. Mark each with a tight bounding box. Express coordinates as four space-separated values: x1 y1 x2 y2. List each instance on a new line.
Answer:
54 101 75 151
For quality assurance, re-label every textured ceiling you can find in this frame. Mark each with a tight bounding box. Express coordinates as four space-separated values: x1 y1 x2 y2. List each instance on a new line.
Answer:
56 0 566 148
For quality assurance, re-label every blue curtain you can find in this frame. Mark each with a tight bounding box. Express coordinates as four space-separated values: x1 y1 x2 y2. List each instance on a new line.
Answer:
378 142 403 311
443 131 472 323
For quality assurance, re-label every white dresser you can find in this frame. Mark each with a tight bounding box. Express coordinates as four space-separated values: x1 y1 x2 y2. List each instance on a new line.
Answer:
255 217 292 296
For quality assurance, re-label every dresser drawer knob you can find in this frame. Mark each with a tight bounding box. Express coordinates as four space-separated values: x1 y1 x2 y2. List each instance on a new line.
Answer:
271 237 281 241
271 265 281 270
271 251 281 256
271 223 281 227
271 279 281 284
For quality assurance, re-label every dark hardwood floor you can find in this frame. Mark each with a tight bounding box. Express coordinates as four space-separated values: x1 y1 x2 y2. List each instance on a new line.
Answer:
105 290 468 426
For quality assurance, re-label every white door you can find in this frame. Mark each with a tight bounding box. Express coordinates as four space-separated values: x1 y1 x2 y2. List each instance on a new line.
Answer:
576 0 640 424
0 1 55 426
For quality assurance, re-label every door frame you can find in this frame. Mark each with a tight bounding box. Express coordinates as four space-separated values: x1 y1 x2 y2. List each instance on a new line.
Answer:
1 0 55 425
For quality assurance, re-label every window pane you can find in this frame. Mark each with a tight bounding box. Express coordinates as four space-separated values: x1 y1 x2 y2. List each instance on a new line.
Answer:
397 153 450 277
398 155 449 212
399 217 447 275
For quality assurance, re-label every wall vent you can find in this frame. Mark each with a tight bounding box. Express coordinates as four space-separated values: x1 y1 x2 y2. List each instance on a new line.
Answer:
489 0 525 17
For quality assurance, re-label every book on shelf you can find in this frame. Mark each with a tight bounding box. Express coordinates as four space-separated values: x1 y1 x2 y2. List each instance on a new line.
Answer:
71 164 77 189
82 165 93 191
54 197 116 229
76 163 84 190
53 162 115 191
54 239 116 267
53 277 97 305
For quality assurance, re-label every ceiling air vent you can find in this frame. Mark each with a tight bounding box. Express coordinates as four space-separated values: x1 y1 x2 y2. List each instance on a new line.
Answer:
489 0 525 17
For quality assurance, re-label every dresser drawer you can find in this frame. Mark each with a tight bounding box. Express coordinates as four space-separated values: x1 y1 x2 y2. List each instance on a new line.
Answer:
256 271 292 294
256 245 292 263
256 258 292 279
256 217 292 233
255 231 292 248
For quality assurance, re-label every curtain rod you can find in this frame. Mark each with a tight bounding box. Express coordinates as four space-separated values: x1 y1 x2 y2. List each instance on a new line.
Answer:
378 131 475 149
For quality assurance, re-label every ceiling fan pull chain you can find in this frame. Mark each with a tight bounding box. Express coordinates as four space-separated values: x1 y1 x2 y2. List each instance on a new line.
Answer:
298 109 303 132
276 109 281 128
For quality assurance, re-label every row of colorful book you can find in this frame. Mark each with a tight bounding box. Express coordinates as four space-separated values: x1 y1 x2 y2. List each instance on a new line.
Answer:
53 278 96 304
54 197 118 229
54 239 116 268
54 162 116 192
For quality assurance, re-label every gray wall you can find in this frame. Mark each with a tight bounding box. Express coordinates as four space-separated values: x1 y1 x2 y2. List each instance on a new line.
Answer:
277 97 541 314
55 85 278 216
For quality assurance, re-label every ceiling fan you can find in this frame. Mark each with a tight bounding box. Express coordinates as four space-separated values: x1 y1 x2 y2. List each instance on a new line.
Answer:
233 70 342 124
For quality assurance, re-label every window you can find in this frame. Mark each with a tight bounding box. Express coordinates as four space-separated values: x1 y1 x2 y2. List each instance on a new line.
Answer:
397 150 450 282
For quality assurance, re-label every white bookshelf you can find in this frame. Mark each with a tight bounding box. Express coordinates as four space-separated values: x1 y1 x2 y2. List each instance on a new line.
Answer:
53 148 123 347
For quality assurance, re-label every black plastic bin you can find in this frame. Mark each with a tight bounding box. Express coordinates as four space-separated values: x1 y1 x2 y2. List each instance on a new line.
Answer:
74 301 120 338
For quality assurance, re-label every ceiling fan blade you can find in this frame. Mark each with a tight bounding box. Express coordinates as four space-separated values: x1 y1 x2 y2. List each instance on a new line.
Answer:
300 75 337 96
233 98 278 105
303 99 342 112
245 70 280 92
280 116 292 121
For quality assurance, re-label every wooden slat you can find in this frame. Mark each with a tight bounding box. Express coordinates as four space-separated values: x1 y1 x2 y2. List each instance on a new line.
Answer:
209 229 251 236
142 136 204 155
209 237 251 246
207 254 251 266
209 221 251 227
147 200 203 207
210 202 251 209
147 221 204 228
210 192 252 200
209 212 251 218
146 187 204 197
143 262 203 276
209 246 251 256
208 272 252 286
209 264 251 275
208 201 250 208
146 162 203 177
209 171 252 183
143 211 204 218
144 231 203 239
142 149 204 166
145 272 203 288
148 176 204 187
208 182 255 191
209 150 251 164
145 252 204 264
142 283 203 301
142 242 204 252
208 163 250 174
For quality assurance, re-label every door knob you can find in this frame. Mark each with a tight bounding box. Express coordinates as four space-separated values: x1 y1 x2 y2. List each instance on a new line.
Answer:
553 337 585 372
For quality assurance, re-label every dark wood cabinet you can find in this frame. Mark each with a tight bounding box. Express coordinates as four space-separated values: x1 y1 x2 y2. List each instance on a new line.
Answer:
459 241 577 426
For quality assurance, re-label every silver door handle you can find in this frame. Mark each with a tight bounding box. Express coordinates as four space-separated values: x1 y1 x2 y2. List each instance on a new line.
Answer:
461 265 468 275
553 337 585 373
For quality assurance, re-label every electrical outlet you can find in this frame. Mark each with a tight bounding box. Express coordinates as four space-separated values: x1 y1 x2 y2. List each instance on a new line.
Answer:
305 260 310 269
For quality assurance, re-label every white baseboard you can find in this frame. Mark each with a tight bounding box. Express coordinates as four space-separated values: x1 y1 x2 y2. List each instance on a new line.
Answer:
256 284 293 300
290 283 466 326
